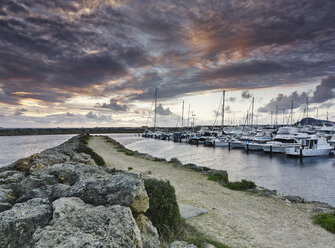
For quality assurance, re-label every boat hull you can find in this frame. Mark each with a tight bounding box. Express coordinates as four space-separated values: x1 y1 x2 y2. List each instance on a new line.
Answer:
243 143 263 151
285 147 332 157
230 141 244 148
213 141 229 147
263 144 300 153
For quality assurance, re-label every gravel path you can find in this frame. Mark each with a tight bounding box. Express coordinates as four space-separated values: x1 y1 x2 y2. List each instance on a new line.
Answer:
89 136 335 248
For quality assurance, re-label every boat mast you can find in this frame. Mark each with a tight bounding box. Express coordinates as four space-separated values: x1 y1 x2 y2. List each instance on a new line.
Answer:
306 97 309 125
271 111 273 126
327 112 329 122
221 90 225 131
290 99 293 125
275 104 278 127
154 88 157 131
181 100 184 129
251 97 254 127
187 104 190 128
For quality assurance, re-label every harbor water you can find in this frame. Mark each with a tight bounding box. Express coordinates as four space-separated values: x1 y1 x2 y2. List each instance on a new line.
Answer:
0 134 75 167
0 133 334 207
109 133 335 207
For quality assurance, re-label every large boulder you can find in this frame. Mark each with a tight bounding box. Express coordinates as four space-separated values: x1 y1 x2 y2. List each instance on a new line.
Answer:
33 197 143 248
0 188 15 212
43 162 106 185
10 173 58 197
0 135 158 248
0 198 52 248
69 172 149 214
16 163 149 214
0 170 24 185
17 184 72 203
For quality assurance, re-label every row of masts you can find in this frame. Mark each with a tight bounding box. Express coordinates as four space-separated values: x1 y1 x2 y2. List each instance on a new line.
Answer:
152 88 330 131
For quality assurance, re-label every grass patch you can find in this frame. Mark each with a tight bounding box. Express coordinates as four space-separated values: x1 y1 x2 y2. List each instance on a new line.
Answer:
128 167 133 171
76 134 106 167
116 148 134 156
153 157 166 162
313 212 335 234
207 173 228 184
144 178 230 248
224 179 256 191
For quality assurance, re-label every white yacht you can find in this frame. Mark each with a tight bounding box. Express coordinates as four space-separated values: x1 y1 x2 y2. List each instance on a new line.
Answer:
230 136 254 148
262 127 308 153
285 136 333 157
211 136 231 147
243 130 273 151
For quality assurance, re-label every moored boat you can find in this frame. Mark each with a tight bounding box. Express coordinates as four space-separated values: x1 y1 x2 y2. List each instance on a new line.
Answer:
285 136 333 157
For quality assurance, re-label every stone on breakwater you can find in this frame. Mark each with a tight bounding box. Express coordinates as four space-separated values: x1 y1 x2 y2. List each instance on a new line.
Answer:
0 135 159 247
33 197 143 248
16 163 149 214
0 198 52 248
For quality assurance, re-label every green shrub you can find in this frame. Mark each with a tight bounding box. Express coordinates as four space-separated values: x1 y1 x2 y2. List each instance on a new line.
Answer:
76 134 106 167
128 167 133 171
313 212 335 234
144 179 183 240
224 179 256 191
207 173 228 183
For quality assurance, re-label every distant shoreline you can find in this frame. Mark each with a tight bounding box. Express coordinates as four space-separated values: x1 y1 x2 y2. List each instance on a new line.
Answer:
0 127 145 136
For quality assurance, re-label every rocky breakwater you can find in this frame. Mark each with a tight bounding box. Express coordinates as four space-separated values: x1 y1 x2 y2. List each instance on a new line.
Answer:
0 135 160 248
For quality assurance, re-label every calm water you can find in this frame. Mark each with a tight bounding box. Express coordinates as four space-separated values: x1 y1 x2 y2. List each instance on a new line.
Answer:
0 134 75 167
0 133 334 207
110 134 335 207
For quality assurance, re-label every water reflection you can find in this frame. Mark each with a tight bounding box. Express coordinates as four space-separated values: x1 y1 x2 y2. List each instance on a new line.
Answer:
110 134 335 207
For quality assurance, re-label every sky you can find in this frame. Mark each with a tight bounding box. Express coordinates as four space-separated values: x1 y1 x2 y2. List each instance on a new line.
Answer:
0 0 335 128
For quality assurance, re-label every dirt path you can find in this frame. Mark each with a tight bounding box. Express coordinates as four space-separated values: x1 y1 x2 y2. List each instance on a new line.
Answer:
89 136 335 248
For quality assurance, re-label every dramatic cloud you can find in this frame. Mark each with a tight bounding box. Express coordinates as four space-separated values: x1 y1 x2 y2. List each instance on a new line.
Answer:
258 91 308 113
156 104 172 116
0 0 335 125
258 75 335 113
312 75 335 103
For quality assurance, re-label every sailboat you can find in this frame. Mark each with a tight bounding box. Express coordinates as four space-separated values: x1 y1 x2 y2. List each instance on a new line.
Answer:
207 90 231 147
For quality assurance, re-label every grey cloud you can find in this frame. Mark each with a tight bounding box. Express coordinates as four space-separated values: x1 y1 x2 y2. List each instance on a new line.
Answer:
241 91 252 99
66 112 76 117
312 75 335 103
0 0 334 113
86 111 98 119
95 98 128 112
14 108 28 116
156 104 172 115
258 75 335 113
258 91 308 113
